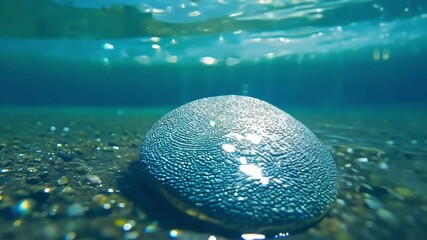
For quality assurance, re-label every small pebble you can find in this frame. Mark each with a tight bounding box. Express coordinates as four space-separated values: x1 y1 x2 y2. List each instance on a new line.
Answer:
336 198 346 206
394 187 416 198
86 174 102 185
377 208 397 224
57 176 69 186
66 203 87 217
48 204 60 216
355 157 368 163
56 176 69 186
61 186 75 195
92 194 109 205
363 195 383 209
378 162 389 170
144 221 160 233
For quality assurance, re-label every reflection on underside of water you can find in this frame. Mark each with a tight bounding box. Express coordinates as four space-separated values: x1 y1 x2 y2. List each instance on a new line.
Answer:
0 0 426 65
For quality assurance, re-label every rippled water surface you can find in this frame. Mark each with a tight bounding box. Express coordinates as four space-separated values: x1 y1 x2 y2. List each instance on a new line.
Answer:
1 0 426 64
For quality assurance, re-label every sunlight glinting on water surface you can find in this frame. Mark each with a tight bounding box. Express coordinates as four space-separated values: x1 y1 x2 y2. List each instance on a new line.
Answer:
0 0 408 65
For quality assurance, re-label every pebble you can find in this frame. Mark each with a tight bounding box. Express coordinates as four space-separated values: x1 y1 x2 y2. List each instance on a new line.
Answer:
144 221 160 233
48 204 60 216
377 162 389 170
57 176 69 186
394 187 417 198
377 208 397 224
92 194 109 206
61 186 75 195
66 203 87 217
363 194 383 209
336 198 346 206
86 174 102 185
355 157 368 163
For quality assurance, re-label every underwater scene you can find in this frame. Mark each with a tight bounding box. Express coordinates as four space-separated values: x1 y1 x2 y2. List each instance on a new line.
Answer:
0 0 427 239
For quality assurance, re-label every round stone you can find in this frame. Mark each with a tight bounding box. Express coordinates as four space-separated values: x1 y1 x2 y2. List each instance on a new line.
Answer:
140 95 338 233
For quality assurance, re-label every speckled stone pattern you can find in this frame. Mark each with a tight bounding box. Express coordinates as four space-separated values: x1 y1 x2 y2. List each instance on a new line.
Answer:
140 95 338 233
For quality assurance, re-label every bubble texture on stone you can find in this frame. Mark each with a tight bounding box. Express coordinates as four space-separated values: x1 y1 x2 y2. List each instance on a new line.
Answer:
140 95 338 233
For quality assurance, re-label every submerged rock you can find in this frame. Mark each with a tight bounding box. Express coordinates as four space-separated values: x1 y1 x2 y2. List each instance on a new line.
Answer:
140 95 338 233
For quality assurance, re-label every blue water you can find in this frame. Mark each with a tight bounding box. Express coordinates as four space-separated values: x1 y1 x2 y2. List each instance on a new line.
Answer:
1 0 426 107
0 1 427 240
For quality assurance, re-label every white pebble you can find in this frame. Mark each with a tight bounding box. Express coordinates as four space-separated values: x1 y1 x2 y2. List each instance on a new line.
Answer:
356 157 368 163
86 174 102 185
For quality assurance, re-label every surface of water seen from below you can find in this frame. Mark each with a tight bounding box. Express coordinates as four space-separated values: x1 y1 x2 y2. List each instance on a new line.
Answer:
0 0 426 65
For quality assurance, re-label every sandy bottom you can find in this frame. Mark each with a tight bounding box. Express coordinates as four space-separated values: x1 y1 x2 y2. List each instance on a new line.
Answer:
0 106 426 240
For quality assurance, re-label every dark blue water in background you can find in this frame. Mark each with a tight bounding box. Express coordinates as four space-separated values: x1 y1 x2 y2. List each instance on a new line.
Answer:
0 0 426 108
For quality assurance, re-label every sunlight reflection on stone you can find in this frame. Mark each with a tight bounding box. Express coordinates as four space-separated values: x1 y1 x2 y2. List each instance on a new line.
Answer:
239 164 263 179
